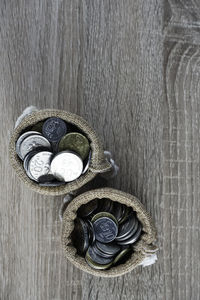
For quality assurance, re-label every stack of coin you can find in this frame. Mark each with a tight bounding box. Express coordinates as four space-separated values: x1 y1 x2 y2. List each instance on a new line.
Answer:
15 117 91 186
71 198 143 270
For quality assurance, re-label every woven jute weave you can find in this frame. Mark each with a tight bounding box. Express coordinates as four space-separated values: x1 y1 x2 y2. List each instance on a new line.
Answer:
9 109 112 196
61 188 157 277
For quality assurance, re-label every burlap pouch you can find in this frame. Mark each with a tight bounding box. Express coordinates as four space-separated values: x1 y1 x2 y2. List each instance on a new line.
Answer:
61 188 157 277
9 109 112 196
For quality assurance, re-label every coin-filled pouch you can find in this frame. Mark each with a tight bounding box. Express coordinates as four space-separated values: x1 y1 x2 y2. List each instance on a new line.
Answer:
61 188 158 277
9 107 115 196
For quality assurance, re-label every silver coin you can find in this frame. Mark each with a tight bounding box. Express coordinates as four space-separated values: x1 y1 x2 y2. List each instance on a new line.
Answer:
16 131 42 159
115 212 137 241
95 241 121 256
23 150 40 180
19 135 51 160
117 223 142 245
116 218 139 242
82 151 92 174
28 151 53 182
50 151 83 182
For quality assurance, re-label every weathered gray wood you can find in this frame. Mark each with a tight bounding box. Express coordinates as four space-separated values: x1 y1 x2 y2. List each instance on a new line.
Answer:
0 0 199 299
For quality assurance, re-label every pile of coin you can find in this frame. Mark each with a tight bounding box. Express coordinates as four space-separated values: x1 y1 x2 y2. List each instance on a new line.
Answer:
71 198 143 270
15 117 91 186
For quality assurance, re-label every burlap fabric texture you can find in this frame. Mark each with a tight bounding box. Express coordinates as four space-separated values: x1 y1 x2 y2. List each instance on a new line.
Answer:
9 109 112 196
61 188 157 277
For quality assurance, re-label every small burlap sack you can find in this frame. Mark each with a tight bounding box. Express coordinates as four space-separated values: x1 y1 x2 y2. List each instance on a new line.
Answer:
9 109 112 196
61 188 157 277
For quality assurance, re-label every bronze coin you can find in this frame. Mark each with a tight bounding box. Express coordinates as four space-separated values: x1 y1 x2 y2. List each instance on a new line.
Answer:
58 132 90 160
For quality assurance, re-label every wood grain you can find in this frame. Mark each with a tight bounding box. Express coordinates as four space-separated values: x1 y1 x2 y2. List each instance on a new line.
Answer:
0 0 199 299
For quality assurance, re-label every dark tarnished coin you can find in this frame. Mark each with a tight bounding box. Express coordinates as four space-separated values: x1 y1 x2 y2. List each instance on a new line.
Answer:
85 252 113 270
86 220 96 244
110 202 123 222
95 241 121 256
115 212 137 241
118 206 132 224
58 132 90 160
113 247 132 265
42 117 67 143
97 198 114 213
87 246 113 264
92 214 118 243
16 131 42 159
71 218 89 255
92 243 115 259
31 121 44 133
77 198 99 218
117 223 142 246
38 173 55 183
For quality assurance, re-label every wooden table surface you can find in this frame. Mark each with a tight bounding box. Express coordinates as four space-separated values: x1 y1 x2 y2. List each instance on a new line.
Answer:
1 1 199 299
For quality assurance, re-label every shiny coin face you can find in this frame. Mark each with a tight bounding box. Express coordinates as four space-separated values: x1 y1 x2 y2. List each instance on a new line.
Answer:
23 150 41 180
117 223 142 246
19 135 51 160
50 151 83 182
28 151 53 182
113 247 132 265
92 216 118 243
42 117 67 143
77 198 99 218
92 243 115 259
85 252 113 270
95 241 121 256
59 132 90 160
71 218 89 255
16 131 42 159
87 246 113 265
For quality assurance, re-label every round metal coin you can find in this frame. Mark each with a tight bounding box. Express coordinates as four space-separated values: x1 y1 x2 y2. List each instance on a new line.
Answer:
16 131 42 159
92 215 118 243
110 202 123 222
95 241 121 256
91 212 118 224
39 181 66 187
38 173 55 183
82 151 92 174
42 117 67 143
28 151 53 182
71 218 89 255
92 243 115 259
113 247 132 265
85 253 113 270
58 132 90 160
50 151 83 182
115 212 137 241
77 198 99 218
87 246 113 265
19 135 51 160
117 223 142 246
